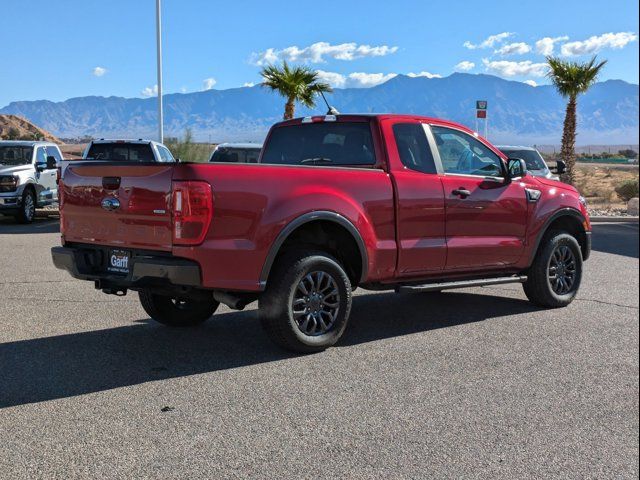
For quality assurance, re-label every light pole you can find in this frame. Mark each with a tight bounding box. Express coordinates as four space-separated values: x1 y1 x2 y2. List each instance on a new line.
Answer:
156 0 164 143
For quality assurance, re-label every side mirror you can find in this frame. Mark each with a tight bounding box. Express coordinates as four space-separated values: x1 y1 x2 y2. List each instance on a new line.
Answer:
507 157 527 179
554 159 566 175
46 156 57 169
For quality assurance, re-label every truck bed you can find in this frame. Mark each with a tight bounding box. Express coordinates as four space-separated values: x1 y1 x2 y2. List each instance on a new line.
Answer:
60 161 396 291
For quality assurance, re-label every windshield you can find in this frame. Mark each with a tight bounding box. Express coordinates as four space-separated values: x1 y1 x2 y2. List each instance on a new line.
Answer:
501 149 547 170
86 143 155 161
0 146 33 166
261 122 376 166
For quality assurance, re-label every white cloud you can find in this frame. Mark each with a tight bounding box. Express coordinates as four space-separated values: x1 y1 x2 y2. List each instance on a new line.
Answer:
141 84 158 97
316 70 347 88
250 41 398 65
315 71 398 88
523 80 538 87
464 32 513 50
202 77 217 90
454 61 476 71
243 82 255 87
407 71 442 78
535 36 569 56
560 32 638 56
347 72 397 87
92 66 107 77
180 87 188 93
482 59 549 77
495 42 531 56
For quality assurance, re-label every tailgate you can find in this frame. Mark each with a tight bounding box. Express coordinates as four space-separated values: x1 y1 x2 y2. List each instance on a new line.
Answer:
60 163 174 251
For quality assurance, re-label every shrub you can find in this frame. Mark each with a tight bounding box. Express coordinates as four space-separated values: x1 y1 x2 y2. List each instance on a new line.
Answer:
165 128 212 163
6 127 20 140
615 179 639 202
618 149 638 159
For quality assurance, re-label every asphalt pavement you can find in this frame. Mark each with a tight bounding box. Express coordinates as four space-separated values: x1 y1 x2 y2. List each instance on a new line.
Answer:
0 216 638 479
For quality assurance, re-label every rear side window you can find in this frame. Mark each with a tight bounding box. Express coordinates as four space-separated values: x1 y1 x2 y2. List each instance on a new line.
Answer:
393 123 436 174
261 122 376 167
86 143 155 161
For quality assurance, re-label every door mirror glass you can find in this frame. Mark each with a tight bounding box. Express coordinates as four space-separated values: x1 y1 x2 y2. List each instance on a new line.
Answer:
507 158 527 178
46 155 57 169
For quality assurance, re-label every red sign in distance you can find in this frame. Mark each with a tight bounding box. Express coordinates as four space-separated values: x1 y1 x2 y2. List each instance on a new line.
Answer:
476 110 487 119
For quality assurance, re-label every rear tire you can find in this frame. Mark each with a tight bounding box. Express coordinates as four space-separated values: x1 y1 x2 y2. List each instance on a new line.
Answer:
15 189 36 224
138 290 219 327
258 250 352 353
523 231 583 308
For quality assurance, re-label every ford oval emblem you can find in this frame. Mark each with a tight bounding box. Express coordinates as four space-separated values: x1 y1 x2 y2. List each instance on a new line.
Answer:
101 197 121 211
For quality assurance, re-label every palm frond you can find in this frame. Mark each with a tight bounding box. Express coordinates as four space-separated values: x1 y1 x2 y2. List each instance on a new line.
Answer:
260 61 333 115
546 55 607 97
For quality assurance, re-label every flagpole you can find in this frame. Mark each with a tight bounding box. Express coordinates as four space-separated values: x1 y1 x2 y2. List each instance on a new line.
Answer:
156 0 164 143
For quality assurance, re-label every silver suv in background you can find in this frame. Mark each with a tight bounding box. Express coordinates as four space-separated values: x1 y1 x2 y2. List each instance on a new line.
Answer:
0 141 63 223
209 143 262 163
83 139 175 162
496 145 558 180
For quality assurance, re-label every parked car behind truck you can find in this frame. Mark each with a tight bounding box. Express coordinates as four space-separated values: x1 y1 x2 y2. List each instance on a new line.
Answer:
209 143 262 163
0 140 63 223
497 145 560 180
52 114 591 353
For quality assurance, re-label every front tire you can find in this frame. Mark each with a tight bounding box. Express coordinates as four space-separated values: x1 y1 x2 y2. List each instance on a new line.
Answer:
15 189 36 224
138 290 219 327
523 231 583 308
259 251 353 353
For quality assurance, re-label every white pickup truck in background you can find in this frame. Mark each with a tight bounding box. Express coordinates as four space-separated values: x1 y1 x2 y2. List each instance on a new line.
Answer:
0 140 63 223
82 139 176 162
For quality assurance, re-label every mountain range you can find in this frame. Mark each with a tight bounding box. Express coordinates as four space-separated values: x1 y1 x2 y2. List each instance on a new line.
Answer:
1 73 638 144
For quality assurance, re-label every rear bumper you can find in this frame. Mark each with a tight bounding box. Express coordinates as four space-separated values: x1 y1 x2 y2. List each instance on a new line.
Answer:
51 246 202 289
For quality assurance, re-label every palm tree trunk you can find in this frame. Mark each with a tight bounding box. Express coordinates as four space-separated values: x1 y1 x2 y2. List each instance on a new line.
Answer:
284 97 295 120
560 95 577 185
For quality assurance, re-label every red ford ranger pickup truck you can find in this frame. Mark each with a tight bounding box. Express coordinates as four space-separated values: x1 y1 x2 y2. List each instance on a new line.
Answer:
51 114 591 353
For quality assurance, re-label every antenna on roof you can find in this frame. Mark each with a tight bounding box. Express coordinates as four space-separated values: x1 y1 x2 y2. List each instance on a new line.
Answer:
319 91 340 116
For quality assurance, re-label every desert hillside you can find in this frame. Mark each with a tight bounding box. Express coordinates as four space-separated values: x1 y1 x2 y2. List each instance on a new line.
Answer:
0 114 61 143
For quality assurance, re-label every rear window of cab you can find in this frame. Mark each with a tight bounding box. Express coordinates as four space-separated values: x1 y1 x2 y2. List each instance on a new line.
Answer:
86 143 155 161
260 122 376 167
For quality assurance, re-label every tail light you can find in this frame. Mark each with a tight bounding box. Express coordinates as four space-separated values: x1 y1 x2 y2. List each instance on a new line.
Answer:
171 181 213 245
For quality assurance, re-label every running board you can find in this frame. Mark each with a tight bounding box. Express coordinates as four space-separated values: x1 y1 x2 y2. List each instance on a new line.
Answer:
396 275 528 293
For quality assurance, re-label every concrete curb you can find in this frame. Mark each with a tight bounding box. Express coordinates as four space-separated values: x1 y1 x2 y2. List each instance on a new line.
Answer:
590 216 639 223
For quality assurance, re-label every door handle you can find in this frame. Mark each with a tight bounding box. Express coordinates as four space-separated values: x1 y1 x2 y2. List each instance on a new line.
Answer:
452 188 471 198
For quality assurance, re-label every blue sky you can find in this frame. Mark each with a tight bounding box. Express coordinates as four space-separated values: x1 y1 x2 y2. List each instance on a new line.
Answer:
0 0 638 107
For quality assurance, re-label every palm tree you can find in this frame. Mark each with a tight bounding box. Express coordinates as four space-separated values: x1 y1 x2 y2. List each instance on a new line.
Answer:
547 55 607 184
260 61 332 120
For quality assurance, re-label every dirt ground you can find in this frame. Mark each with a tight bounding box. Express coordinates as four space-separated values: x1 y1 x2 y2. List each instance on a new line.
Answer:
573 163 639 211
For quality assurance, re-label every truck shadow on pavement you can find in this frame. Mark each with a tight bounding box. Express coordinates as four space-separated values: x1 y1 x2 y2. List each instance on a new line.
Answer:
0 216 60 234
0 291 540 409
591 223 639 258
